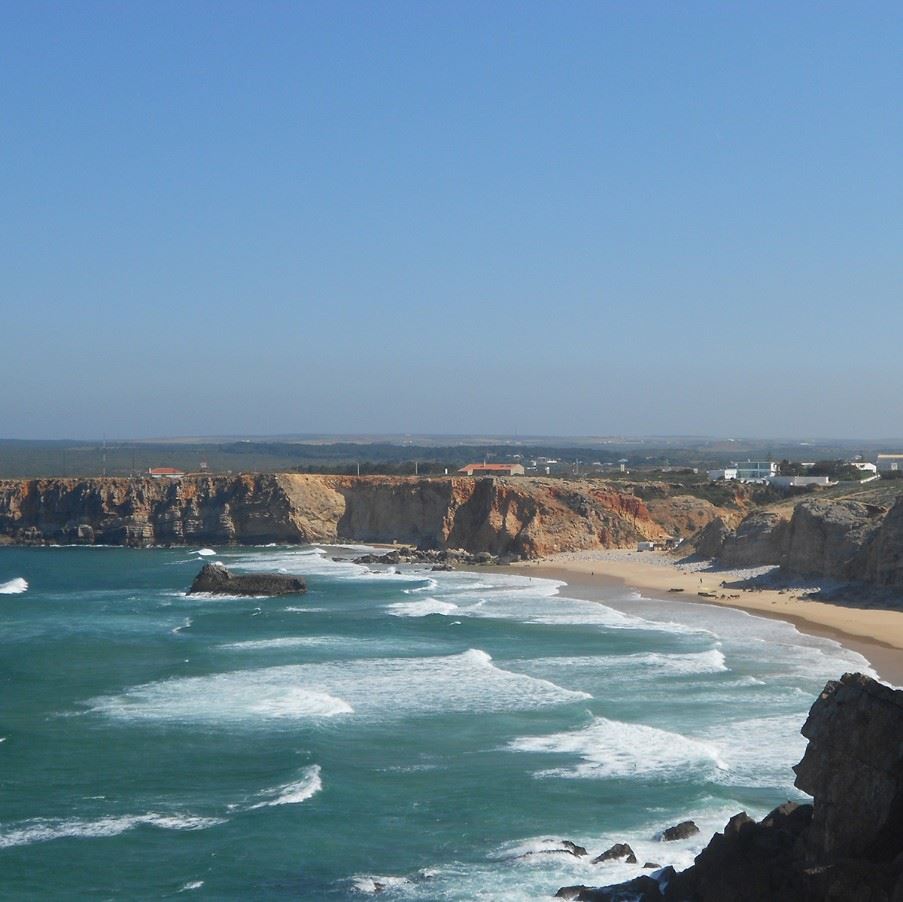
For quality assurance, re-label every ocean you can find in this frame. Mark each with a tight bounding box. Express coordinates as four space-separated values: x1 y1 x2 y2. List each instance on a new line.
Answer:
0 545 874 899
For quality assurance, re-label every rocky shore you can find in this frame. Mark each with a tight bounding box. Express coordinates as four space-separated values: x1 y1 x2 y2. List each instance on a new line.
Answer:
556 673 903 901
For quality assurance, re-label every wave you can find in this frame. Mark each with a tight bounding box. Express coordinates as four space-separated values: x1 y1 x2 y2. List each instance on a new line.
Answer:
249 765 322 808
0 812 224 849
220 636 332 650
171 618 193 634
86 649 588 725
509 716 727 781
696 711 809 790
194 548 217 557
386 598 460 617
0 577 28 595
402 578 440 594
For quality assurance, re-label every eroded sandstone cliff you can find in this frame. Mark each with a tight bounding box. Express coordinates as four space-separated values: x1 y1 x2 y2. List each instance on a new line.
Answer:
689 497 903 589
0 474 666 558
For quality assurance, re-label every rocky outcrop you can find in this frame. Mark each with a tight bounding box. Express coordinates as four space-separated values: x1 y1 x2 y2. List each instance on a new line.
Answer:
0 475 665 558
866 498 903 587
644 496 732 540
188 564 307 596
720 512 788 567
659 820 700 842
690 517 732 559
781 500 885 581
592 843 637 864
559 673 903 901
689 496 903 589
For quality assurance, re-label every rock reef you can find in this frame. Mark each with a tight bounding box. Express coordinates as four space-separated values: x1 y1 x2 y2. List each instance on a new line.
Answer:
559 673 903 901
187 563 306 596
0 474 666 558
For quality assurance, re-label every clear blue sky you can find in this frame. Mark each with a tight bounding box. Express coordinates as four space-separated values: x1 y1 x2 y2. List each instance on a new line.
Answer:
2 1 901 439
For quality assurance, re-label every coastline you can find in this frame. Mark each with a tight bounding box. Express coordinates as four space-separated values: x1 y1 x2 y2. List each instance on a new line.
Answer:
512 550 903 685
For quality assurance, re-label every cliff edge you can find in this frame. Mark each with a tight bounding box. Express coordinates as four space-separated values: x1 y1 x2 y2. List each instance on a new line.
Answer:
0 474 666 558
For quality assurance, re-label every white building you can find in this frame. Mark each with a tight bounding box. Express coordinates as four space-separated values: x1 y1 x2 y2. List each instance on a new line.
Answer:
735 461 778 481
708 461 776 483
877 454 903 472
769 475 834 488
850 461 878 474
707 467 739 481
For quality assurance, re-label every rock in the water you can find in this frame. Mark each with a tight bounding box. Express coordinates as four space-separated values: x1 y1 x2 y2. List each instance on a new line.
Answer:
560 673 903 901
561 841 589 857
188 563 306 596
659 820 699 842
556 874 668 901
592 842 637 864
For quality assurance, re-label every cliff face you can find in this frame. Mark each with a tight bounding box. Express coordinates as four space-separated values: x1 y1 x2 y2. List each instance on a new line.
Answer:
0 475 665 558
690 497 903 589
781 500 885 581
561 673 903 902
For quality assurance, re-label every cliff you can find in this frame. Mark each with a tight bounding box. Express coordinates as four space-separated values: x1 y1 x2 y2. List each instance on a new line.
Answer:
560 673 903 901
0 474 666 558
689 496 903 590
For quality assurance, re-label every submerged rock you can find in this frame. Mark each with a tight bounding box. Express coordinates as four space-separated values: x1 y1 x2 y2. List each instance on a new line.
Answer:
187 563 306 596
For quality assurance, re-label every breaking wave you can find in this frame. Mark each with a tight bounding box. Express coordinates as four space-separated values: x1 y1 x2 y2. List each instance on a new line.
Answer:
0 812 224 849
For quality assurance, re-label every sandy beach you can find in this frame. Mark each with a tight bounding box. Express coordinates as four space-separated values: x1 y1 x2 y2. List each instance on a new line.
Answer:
514 550 903 685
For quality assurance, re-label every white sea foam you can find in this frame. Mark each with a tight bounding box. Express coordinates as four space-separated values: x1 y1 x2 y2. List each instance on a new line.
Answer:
387 598 460 617
0 812 224 849
283 606 328 613
194 548 217 557
220 636 332 650
697 711 809 790
403 578 440 594
172 618 193 634
87 649 589 724
0 577 28 595
512 649 728 683
249 765 322 808
178 881 205 892
509 716 727 781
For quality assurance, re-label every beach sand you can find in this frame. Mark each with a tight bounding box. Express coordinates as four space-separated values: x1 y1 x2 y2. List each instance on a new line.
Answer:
513 550 903 685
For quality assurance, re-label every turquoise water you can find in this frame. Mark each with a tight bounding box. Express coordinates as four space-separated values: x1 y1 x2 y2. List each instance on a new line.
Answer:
0 546 873 899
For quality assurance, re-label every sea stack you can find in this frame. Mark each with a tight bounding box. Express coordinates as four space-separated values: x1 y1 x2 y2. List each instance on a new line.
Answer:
188 563 307 596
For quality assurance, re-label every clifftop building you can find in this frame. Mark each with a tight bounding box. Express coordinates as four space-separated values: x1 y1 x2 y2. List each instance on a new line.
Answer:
707 461 777 483
457 463 525 477
877 454 903 472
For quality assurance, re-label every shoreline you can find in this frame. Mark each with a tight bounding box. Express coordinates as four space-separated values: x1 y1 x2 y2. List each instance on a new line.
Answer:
512 551 903 685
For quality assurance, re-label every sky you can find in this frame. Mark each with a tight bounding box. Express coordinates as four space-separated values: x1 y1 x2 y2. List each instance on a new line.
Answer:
2 1 902 440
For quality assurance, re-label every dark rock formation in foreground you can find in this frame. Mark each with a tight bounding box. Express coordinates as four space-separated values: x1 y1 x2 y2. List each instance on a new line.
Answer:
188 563 306 596
558 673 903 901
